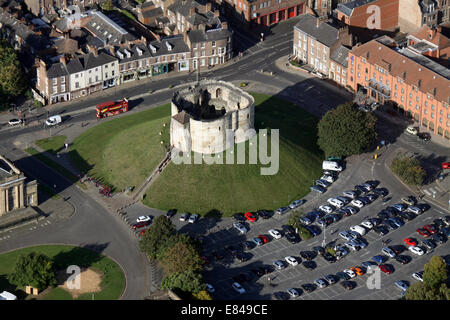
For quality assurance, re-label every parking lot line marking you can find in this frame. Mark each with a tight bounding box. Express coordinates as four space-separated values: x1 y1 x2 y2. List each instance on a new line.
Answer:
423 189 432 196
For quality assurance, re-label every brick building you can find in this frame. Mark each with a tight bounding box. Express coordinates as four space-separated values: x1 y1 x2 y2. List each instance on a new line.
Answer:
24 0 104 17
399 0 450 33
348 36 450 141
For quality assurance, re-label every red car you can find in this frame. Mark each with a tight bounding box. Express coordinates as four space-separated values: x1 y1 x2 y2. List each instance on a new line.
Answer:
379 264 393 274
442 162 450 169
257 235 269 244
423 224 437 234
132 221 151 230
416 228 431 237
245 212 257 222
403 238 418 246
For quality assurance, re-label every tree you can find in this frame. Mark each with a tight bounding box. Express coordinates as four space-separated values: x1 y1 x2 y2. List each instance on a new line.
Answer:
139 215 176 260
161 241 203 275
8 252 57 291
192 290 212 300
101 0 113 11
0 41 27 102
391 155 426 186
317 102 377 157
405 256 449 300
161 269 206 293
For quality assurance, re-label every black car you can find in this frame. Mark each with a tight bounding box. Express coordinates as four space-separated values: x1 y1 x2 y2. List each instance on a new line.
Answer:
313 246 325 256
377 210 390 220
336 271 351 281
383 219 399 230
323 252 336 263
422 239 436 250
232 213 246 222
417 132 431 141
341 281 356 290
399 211 416 221
433 218 446 229
273 291 289 300
373 225 389 236
302 261 317 270
252 268 265 277
257 210 271 219
300 251 315 260
262 265 275 274
394 255 411 265
235 252 251 262
166 209 177 218
241 241 255 250
433 233 447 244
365 180 380 188
385 207 399 217
301 284 316 293
285 232 301 244
417 203 431 213
310 185 326 193
282 225 295 234
355 185 367 194
369 217 382 226
373 188 389 197
212 250 224 260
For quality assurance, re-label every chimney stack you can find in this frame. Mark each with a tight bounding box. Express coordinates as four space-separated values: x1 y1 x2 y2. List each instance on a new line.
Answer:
205 2 212 12
316 18 320 28
183 31 188 43
60 55 67 65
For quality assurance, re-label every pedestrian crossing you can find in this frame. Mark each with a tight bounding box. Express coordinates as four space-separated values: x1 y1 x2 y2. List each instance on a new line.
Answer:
422 185 444 197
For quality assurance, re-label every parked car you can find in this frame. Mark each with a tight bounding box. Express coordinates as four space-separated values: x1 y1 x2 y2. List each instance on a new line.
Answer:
206 283 215 293
285 256 299 266
403 238 418 246
300 251 315 260
417 228 431 237
392 203 407 212
372 255 388 264
327 198 344 208
232 282 246 294
302 261 316 270
166 209 177 218
233 212 246 222
179 213 190 221
319 205 334 214
8 118 22 126
257 235 269 244
362 261 378 270
285 232 301 244
245 212 257 222
373 225 389 236
408 246 425 255
269 229 282 239
422 239 436 250
343 206 358 215
406 126 418 135
322 252 336 263
343 190 358 199
321 175 336 183
373 188 389 197
433 232 448 243
301 284 316 293
343 269 356 278
233 222 248 234
257 210 271 219
345 240 360 251
423 224 438 234
394 280 409 291
188 214 199 223
316 179 331 188
275 207 290 215
314 278 328 288
350 267 365 276
132 221 151 230
289 199 306 209
350 225 367 236
336 196 350 205
417 132 431 141
241 241 254 250
389 217 405 228
394 255 411 265
361 220 374 229
339 231 353 241
382 247 397 258
351 199 364 208
412 271 424 282
379 264 394 274
286 288 300 298
355 185 367 194
310 185 326 193
305 225 321 236
136 215 152 223
273 260 287 270
300 216 313 225
324 274 336 284
400 211 416 221
401 196 416 206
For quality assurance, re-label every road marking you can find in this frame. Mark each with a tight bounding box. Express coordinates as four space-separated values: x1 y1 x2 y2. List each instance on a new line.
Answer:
423 189 432 196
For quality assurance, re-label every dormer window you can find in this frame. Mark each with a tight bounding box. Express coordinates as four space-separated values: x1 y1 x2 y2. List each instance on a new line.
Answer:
149 44 157 54
136 47 143 56
117 50 124 59
165 42 172 51
124 49 131 58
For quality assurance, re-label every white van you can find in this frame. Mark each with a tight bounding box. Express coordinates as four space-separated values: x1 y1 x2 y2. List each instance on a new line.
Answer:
322 161 343 172
350 225 367 236
45 115 62 126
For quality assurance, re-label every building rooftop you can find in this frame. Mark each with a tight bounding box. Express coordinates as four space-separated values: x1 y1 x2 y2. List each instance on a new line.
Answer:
337 0 378 16
294 14 340 47
187 27 232 43
330 45 350 67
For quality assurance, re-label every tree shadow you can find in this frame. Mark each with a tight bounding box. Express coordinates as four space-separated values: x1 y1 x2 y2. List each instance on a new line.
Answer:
52 243 110 270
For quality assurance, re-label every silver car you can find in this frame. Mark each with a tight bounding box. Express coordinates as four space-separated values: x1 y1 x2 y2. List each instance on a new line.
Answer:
382 247 397 258
273 260 286 270
343 191 358 199
233 222 248 234
314 278 328 288
394 280 409 291
287 288 300 298
412 271 424 282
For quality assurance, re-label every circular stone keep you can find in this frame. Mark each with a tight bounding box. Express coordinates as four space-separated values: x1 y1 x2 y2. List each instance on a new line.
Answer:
170 80 255 154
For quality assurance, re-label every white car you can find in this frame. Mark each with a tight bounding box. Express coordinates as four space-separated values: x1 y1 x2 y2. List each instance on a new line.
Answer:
206 283 215 293
406 126 418 135
343 269 356 278
232 282 246 294
188 214 199 223
233 222 248 234
319 205 333 214
179 213 189 221
136 215 152 223
408 246 425 256
286 288 300 298
382 247 397 258
412 271 424 282
8 118 22 126
269 229 282 239
343 191 358 199
289 199 305 209
350 225 367 236
327 198 344 208
361 220 374 229
314 278 328 288
351 199 364 208
321 175 336 183
285 256 299 266
345 240 360 251
276 207 290 215
407 206 422 215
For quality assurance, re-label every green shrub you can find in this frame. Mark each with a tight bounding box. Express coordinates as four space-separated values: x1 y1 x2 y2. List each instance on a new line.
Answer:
391 155 426 186
239 82 248 87
33 100 44 108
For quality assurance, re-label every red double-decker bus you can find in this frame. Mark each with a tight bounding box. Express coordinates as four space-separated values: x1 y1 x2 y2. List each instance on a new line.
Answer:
96 98 129 119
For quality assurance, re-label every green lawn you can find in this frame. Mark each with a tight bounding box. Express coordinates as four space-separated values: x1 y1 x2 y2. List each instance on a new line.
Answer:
0 245 125 300
144 93 323 215
35 135 67 155
69 104 171 191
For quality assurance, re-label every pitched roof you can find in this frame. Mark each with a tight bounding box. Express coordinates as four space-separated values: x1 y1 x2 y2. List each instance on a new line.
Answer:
351 38 450 103
330 45 350 67
172 110 190 124
187 27 231 43
294 14 339 47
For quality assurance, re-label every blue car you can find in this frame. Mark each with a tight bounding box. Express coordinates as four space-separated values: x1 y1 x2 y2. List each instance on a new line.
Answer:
372 255 388 264
389 217 404 227
308 211 324 220
305 225 321 236
310 185 326 193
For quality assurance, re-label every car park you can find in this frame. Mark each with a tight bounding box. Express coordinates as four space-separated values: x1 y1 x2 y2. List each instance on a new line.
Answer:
245 212 257 222
285 256 299 266
274 260 287 270
412 271 424 282
268 229 282 239
316 179 331 188
188 214 199 223
379 264 394 274
166 209 177 218
314 278 328 288
289 199 306 209
232 282 246 294
408 246 425 255
286 288 300 298
233 222 248 234
275 207 290 215
350 225 367 236
310 185 326 193
136 215 152 223
395 280 409 291
351 199 364 208
179 213 190 221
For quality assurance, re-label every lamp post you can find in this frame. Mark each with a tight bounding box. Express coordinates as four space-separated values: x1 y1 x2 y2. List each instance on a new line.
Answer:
322 223 326 248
